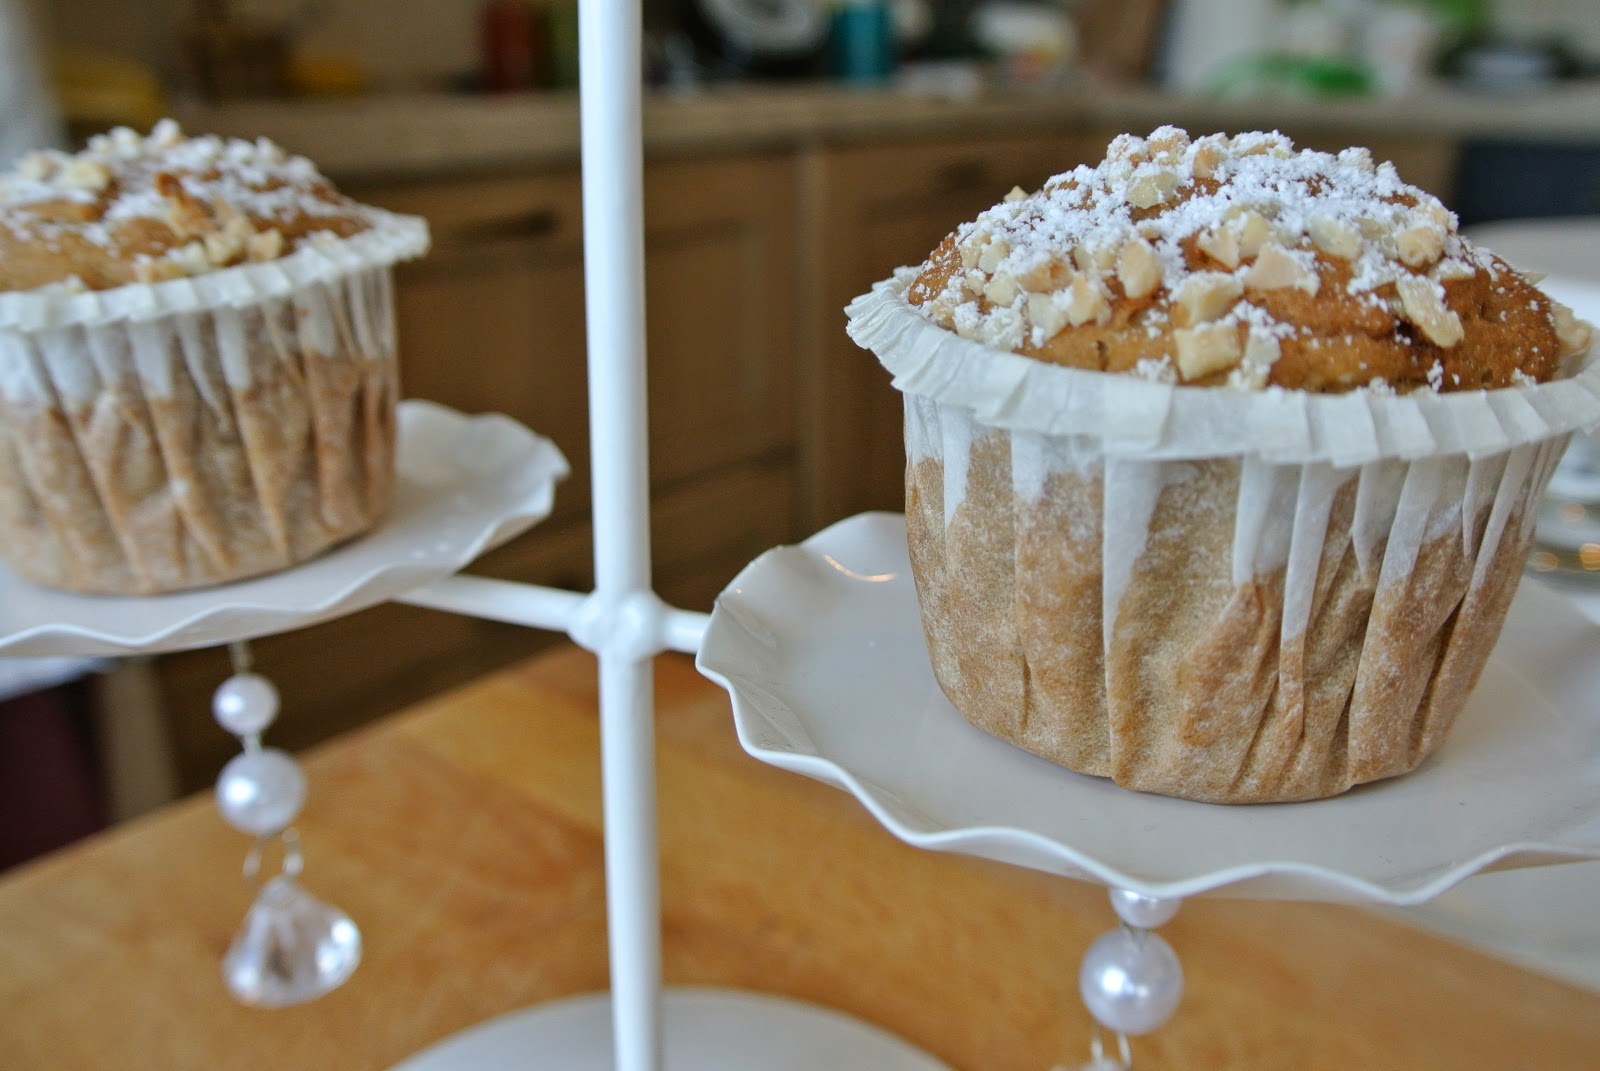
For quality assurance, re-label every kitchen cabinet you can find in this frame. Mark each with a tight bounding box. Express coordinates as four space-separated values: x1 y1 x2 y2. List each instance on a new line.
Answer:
152 152 801 792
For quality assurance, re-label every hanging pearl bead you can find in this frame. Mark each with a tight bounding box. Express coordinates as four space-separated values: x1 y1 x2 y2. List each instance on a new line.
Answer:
1109 887 1181 930
1079 928 1184 1037
213 672 281 738
216 748 306 836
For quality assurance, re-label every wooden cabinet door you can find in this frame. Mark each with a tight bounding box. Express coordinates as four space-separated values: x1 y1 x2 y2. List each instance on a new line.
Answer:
801 133 1110 530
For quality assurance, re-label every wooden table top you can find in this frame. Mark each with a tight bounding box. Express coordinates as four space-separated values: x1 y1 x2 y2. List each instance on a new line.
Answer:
2 645 1597 1070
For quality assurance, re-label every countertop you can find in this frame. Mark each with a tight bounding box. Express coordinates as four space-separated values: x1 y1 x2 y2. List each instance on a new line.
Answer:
2 644 1597 1070
171 80 1600 181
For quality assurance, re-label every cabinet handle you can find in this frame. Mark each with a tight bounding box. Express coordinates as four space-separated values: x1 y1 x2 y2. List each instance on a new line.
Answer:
444 209 560 245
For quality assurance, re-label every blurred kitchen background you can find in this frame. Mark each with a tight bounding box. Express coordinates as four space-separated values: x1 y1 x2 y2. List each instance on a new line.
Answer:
2 0 1598 866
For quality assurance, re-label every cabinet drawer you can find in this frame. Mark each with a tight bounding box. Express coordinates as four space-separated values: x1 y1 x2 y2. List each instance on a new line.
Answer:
352 171 585 250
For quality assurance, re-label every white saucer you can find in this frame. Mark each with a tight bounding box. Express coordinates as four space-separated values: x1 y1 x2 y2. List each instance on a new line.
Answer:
697 513 1600 906
0 400 568 658
391 988 948 1070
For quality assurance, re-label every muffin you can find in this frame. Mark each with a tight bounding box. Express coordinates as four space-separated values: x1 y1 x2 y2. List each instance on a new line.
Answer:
846 127 1598 804
0 120 429 595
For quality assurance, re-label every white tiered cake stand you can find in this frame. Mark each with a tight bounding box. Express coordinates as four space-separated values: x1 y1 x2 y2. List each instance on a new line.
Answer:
6 2 1600 1067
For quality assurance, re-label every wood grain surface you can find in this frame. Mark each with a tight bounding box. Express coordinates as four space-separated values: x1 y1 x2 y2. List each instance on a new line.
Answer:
1 646 1596 1070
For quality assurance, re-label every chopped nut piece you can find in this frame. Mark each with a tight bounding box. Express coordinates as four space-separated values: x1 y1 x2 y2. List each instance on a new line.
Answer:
958 239 981 271
1396 275 1464 347
1106 133 1150 166
1191 139 1224 180
1417 198 1452 229
1244 243 1320 294
1125 169 1180 209
1307 215 1360 260
1553 302 1594 359
1196 225 1240 269
1072 241 1116 276
1234 211 1272 259
984 271 1019 307
978 237 1009 273
1228 330 1281 389
1063 273 1111 326
1015 256 1068 291
1396 222 1445 267
1175 323 1243 380
16 151 58 182
1115 236 1161 298
1174 271 1243 324
59 158 111 193
156 171 213 239
1337 146 1374 172
1027 291 1068 342
1003 185 1029 202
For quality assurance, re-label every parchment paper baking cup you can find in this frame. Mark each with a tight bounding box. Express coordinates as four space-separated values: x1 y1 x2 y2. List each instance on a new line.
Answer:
846 269 1600 803
0 210 430 595
0 208 428 333
847 269 1600 466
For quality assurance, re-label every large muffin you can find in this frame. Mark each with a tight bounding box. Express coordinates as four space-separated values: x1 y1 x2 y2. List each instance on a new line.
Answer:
847 127 1596 804
0 121 429 595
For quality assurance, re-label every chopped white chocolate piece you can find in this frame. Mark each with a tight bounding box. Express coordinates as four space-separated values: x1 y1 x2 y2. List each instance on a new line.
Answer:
1175 323 1243 380
1308 215 1360 260
1115 236 1161 298
1174 271 1243 324
1004 185 1029 202
1244 243 1319 294
1396 275 1464 347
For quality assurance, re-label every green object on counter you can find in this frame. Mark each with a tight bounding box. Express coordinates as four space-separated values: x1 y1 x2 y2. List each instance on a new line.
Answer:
1208 53 1375 98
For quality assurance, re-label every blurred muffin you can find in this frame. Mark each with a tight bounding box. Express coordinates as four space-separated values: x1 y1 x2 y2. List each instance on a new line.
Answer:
848 127 1596 803
0 120 429 595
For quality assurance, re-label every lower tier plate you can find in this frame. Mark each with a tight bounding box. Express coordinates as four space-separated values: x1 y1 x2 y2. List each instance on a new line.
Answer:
390 988 949 1070
697 512 1600 905
0 400 568 658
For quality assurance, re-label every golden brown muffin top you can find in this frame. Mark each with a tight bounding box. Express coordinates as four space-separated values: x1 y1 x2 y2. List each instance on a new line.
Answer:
0 120 370 293
907 127 1592 392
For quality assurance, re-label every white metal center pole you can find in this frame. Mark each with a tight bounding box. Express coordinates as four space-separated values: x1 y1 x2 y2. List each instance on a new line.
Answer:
578 3 662 1071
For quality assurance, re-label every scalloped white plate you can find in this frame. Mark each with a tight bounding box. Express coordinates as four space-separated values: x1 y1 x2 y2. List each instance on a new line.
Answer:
697 513 1600 906
0 400 568 657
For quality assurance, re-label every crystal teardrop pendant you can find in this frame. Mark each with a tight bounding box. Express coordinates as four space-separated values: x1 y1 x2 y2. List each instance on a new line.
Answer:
223 875 361 1007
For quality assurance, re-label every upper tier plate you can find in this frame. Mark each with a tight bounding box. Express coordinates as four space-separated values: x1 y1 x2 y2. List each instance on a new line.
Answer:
0 400 568 658
697 513 1600 906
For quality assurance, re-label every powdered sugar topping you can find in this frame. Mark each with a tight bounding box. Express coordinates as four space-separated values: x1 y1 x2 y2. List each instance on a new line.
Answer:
908 127 1519 388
